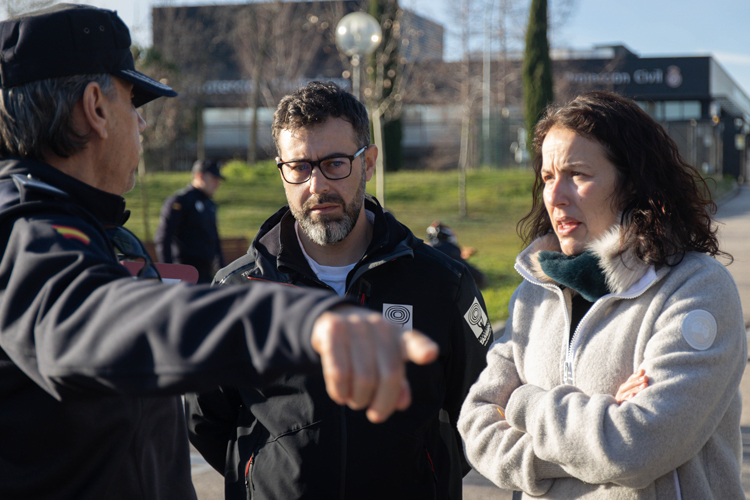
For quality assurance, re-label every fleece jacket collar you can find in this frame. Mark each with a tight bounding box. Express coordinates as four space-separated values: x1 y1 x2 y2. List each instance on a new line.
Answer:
537 250 610 302
516 226 659 297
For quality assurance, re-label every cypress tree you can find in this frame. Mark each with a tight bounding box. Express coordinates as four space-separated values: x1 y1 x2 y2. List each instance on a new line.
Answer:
522 0 553 152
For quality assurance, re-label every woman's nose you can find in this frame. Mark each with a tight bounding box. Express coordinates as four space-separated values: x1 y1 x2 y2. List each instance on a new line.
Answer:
544 177 569 207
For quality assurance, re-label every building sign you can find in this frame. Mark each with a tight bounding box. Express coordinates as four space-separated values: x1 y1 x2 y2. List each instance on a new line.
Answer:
561 57 710 99
565 71 632 86
565 66 684 88
199 77 352 96
665 66 683 88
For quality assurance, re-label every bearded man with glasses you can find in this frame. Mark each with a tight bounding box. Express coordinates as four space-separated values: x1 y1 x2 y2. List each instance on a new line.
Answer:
186 81 491 500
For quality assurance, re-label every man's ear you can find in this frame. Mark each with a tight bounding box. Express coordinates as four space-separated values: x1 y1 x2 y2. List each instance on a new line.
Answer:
364 145 378 182
80 82 109 140
192 171 205 188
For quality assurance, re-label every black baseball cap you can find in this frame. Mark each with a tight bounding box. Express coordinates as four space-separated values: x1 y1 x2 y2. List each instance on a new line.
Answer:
0 3 177 107
192 159 225 180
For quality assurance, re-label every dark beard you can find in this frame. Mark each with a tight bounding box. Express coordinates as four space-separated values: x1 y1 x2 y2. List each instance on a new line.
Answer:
291 170 366 246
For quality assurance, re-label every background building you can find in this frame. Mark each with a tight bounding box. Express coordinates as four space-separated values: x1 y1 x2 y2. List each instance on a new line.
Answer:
556 45 750 181
150 4 749 179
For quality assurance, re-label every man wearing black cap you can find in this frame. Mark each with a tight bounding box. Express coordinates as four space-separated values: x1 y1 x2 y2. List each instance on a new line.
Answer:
0 5 438 500
155 159 226 283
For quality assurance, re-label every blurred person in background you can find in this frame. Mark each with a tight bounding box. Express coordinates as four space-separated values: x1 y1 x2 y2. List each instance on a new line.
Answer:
426 221 488 289
459 91 745 499
155 158 225 283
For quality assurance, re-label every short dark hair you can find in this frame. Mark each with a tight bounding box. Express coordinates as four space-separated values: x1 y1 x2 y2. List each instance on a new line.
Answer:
272 81 370 154
0 74 115 160
518 91 723 266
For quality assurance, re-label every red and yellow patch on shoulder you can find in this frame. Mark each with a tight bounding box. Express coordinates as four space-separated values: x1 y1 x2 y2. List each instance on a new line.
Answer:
53 225 90 245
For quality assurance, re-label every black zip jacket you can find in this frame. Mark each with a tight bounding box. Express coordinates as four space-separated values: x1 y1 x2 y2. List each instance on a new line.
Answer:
0 158 349 500
154 185 224 283
186 196 491 500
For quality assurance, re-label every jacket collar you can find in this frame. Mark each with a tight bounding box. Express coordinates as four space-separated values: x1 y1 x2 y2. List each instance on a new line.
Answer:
252 194 416 280
0 157 129 226
517 226 655 296
186 184 210 201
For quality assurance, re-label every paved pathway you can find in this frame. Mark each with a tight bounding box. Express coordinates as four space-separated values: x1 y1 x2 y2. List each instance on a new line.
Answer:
717 185 750 327
191 185 750 499
717 185 750 499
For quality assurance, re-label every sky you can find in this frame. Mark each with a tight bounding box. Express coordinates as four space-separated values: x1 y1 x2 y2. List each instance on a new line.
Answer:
26 0 750 98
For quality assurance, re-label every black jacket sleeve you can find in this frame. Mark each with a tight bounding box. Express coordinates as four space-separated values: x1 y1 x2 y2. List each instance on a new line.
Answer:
445 269 491 475
0 212 348 400
214 208 226 269
154 194 182 263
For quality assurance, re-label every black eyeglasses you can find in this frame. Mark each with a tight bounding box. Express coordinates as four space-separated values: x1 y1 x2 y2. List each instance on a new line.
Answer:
105 226 161 280
277 146 368 184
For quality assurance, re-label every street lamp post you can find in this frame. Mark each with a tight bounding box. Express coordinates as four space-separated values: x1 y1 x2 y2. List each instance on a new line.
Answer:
336 12 387 205
335 12 382 100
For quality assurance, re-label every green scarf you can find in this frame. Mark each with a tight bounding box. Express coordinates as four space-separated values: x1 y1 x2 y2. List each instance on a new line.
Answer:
537 250 611 302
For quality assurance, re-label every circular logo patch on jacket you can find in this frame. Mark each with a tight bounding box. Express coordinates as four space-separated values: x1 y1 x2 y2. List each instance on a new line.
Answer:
383 303 413 331
681 310 717 351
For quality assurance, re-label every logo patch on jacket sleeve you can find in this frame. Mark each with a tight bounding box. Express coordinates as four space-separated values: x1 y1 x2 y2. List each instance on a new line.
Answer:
681 310 717 351
464 297 492 345
53 225 90 245
383 303 413 331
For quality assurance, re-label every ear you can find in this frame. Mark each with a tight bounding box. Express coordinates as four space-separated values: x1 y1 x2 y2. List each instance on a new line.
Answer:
192 171 206 188
80 82 109 140
363 145 378 182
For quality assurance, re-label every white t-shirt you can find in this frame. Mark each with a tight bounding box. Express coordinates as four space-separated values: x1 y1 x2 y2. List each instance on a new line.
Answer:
295 223 357 296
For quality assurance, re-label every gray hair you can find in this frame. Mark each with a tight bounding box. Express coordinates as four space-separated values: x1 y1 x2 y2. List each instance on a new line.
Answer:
0 74 115 161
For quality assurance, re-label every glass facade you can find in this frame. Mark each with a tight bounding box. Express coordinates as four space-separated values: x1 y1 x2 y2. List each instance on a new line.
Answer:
636 100 702 121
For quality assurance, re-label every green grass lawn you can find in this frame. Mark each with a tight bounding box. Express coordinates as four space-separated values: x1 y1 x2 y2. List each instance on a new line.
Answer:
124 163 735 325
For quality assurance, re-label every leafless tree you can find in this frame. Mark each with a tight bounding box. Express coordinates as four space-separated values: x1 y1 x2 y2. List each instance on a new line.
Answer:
230 1 332 162
149 5 238 168
442 0 484 216
364 3 420 124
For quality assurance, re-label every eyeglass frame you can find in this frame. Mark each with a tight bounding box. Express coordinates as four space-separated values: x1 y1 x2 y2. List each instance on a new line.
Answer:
276 145 369 184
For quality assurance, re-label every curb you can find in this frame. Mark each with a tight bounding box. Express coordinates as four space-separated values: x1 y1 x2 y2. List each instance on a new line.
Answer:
715 182 741 207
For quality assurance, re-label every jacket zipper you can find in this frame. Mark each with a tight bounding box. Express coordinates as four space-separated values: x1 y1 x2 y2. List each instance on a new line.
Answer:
340 405 347 499
425 450 438 483
562 269 658 385
244 455 253 500
334 281 370 499
289 250 388 499
565 298 605 385
515 262 658 386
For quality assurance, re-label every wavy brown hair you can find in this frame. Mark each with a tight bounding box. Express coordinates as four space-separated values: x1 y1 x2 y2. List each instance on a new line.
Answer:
518 91 725 266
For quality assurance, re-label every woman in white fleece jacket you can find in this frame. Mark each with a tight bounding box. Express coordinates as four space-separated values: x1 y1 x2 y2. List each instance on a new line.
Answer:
458 91 746 499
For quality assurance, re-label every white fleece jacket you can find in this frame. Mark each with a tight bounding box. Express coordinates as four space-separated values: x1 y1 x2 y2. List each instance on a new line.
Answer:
458 228 746 499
